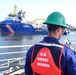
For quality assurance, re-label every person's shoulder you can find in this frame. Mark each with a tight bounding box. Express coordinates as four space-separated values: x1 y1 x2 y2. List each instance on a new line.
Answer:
26 45 36 59
27 43 40 53
27 45 34 53
63 45 75 57
64 45 71 49
64 45 73 52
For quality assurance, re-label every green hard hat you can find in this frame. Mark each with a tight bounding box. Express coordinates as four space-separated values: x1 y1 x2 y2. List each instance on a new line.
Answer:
43 11 68 28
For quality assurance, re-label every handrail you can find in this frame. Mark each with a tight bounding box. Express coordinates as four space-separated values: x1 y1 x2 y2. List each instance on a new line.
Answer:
0 45 32 69
0 45 32 48
0 57 25 68
0 51 27 55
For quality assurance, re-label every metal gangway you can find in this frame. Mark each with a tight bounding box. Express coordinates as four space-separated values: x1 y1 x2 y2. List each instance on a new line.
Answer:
0 45 32 75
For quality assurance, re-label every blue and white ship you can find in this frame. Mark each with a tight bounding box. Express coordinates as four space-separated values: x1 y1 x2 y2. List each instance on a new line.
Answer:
0 4 68 35
0 4 48 35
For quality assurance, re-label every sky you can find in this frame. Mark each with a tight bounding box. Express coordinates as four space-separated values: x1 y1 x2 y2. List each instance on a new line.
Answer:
0 0 76 26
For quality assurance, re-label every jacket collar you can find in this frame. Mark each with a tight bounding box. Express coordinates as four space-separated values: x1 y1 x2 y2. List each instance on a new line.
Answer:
43 36 59 43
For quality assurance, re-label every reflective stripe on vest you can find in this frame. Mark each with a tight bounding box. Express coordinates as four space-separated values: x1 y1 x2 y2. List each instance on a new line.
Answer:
31 43 64 75
37 42 63 48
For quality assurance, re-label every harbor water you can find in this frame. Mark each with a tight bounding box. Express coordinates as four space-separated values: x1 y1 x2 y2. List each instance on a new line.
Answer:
0 31 76 73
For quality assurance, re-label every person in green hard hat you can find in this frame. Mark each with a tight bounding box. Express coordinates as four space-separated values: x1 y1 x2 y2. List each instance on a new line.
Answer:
25 11 76 75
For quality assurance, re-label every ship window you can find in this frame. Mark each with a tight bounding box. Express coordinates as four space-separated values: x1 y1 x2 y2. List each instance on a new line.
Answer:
36 23 38 25
18 28 20 30
22 28 24 30
14 28 16 30
20 25 21 27
12 25 14 27
16 25 17 27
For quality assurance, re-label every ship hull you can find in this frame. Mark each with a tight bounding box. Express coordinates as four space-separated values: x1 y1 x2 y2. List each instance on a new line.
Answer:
0 20 68 35
0 20 48 35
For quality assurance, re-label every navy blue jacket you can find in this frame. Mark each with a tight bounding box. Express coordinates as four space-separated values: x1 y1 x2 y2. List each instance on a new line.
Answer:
25 36 76 75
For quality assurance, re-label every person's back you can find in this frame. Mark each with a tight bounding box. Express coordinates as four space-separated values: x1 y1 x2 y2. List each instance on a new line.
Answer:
25 11 76 75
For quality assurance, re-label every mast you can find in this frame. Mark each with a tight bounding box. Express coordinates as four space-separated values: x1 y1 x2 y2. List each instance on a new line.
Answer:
13 4 17 16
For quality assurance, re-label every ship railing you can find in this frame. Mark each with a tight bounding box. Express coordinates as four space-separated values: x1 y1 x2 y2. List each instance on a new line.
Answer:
0 56 25 68
0 45 32 73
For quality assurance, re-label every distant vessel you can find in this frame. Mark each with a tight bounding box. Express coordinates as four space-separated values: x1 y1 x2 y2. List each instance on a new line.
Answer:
0 4 68 35
0 4 48 35
63 30 68 35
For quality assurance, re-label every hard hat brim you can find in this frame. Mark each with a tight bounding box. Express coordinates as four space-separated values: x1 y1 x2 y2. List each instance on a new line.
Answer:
43 22 69 28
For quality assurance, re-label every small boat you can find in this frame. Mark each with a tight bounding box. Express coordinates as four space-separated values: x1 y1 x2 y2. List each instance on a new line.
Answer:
0 4 48 35
63 30 68 35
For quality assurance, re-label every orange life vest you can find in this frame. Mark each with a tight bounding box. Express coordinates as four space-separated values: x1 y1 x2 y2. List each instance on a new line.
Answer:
31 43 64 75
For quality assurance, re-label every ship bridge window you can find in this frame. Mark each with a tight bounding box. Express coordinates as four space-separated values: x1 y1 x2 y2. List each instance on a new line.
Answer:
36 23 38 25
